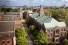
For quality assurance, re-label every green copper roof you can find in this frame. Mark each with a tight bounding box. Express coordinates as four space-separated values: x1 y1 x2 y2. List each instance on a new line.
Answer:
36 15 44 19
41 18 58 24
44 22 66 28
41 17 52 24
29 12 66 28
37 16 49 23
29 12 39 18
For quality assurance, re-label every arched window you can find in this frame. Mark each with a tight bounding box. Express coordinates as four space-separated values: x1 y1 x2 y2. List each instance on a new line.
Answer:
56 29 59 34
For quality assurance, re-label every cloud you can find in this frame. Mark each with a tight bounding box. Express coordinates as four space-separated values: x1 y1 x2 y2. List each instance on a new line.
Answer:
0 0 68 6
41 0 44 2
0 0 17 1
61 0 68 2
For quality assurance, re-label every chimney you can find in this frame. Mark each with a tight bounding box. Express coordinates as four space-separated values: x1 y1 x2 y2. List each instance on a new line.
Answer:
39 5 44 16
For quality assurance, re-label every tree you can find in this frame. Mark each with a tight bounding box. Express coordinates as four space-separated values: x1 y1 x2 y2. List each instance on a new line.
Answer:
51 42 56 45
61 39 68 45
15 28 27 37
15 28 28 45
44 9 52 16
33 30 39 37
34 30 48 45
29 25 36 33
1 8 13 12
51 8 68 25
16 37 28 45
13 8 20 12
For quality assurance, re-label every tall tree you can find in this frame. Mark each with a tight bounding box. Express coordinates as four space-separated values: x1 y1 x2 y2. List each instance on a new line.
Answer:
34 30 48 45
15 28 28 45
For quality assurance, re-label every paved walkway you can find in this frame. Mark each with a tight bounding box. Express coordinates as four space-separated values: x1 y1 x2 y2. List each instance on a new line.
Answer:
22 20 35 45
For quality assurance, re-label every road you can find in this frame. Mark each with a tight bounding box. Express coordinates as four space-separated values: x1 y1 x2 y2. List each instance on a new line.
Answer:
22 20 35 45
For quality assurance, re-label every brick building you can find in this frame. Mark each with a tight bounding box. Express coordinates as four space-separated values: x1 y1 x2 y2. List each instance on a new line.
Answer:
0 21 16 45
26 5 67 43
0 12 23 45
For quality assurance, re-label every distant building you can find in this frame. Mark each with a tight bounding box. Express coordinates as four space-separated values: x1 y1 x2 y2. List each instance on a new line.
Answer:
1 15 20 21
0 12 23 29
28 5 67 43
0 12 4 15
5 12 20 15
23 10 33 19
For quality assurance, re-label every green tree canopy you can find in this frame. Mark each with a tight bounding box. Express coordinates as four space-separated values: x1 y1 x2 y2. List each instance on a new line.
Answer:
34 30 48 45
61 39 68 45
16 37 28 45
15 28 26 37
44 8 68 25
15 28 28 45
29 25 36 33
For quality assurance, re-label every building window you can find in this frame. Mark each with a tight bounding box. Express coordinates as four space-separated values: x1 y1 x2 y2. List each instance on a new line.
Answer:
48 30 50 32
51 30 53 32
51 35 53 37
4 18 5 19
50 39 53 42
8 34 10 36
56 29 59 34
61 34 63 36
64 28 65 31
12 17 13 19
48 39 53 42
8 18 9 19
56 39 59 42
7 40 10 43
2 40 5 44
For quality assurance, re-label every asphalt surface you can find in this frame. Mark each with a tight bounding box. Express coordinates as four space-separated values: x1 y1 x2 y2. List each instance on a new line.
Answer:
22 20 35 45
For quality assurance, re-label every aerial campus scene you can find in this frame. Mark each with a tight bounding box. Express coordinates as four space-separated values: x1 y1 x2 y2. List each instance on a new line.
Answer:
0 0 68 45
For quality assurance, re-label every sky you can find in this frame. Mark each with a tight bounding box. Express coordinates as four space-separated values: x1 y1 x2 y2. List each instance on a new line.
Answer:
0 0 68 6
